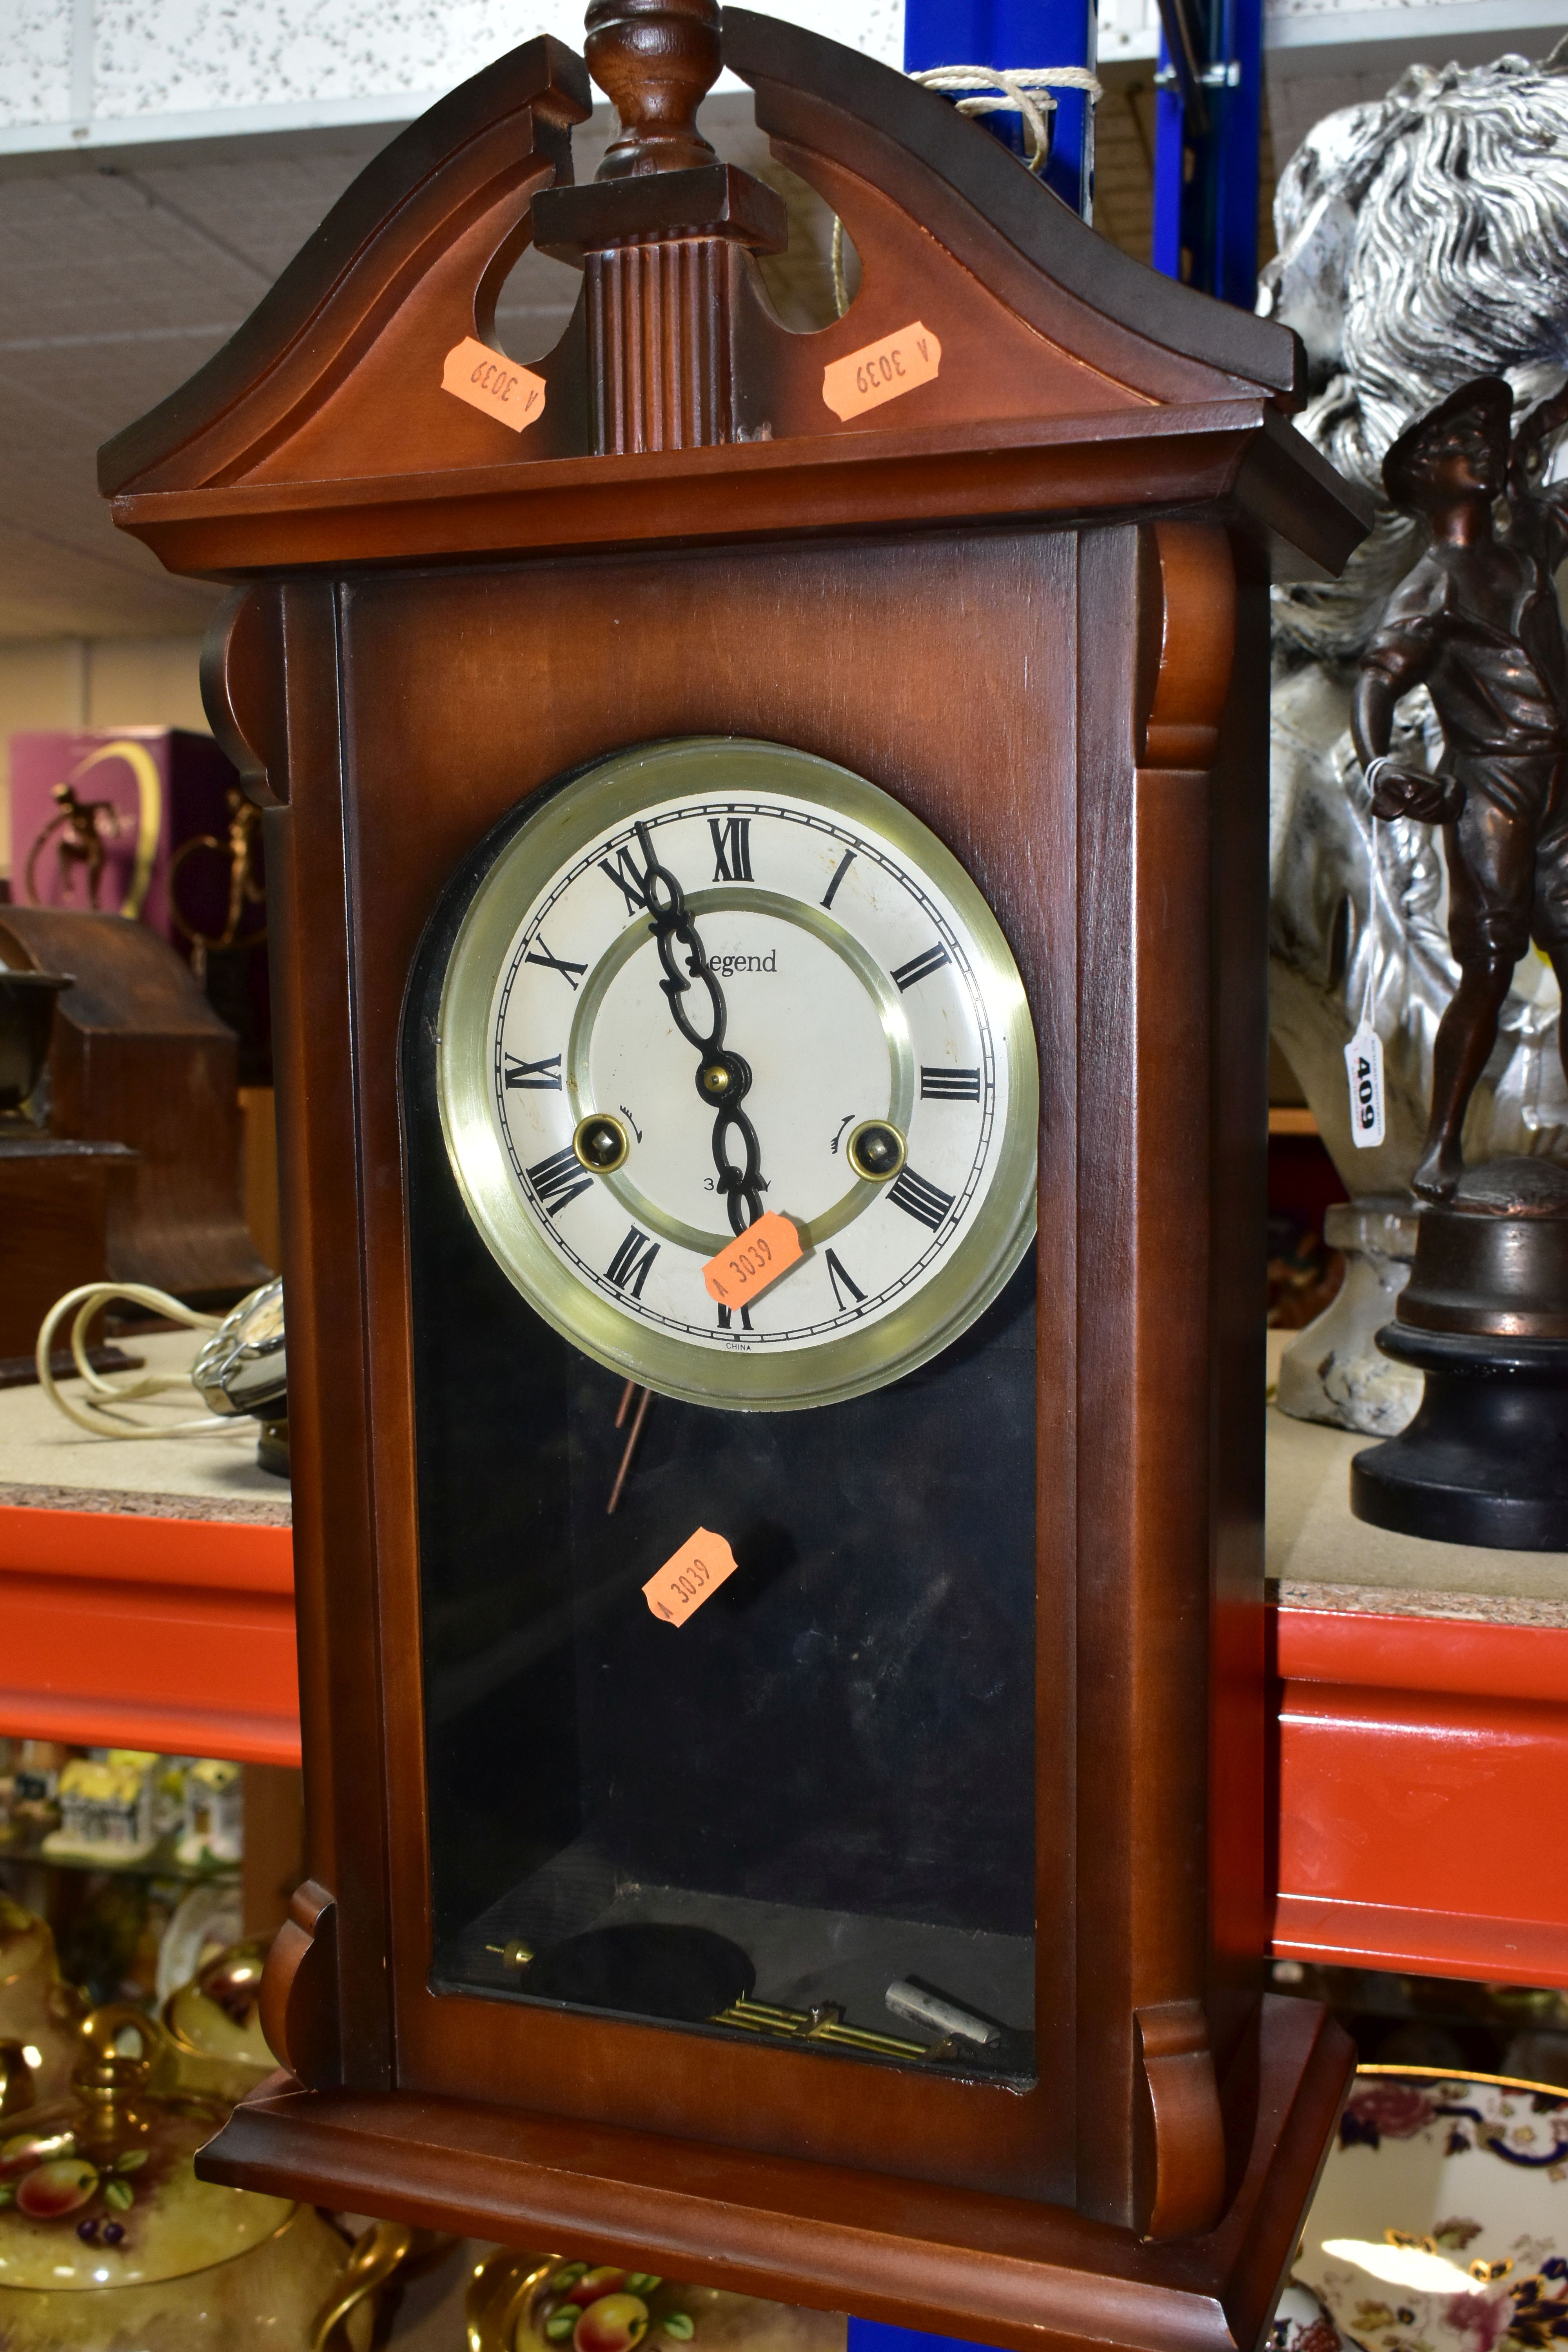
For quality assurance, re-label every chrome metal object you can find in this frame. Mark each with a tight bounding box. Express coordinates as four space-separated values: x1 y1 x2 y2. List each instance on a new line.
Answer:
1259 50 1568 1192
191 1277 286 1417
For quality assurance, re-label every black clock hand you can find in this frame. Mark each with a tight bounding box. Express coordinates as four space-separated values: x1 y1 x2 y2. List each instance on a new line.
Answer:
635 820 768 1236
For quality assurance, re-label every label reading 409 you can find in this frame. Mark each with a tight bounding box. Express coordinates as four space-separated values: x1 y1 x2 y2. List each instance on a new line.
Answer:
1344 1020 1386 1150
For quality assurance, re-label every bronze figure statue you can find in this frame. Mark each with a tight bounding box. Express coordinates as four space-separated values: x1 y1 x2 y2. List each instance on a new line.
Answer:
23 779 119 911
168 786 267 984
1352 375 1568 1201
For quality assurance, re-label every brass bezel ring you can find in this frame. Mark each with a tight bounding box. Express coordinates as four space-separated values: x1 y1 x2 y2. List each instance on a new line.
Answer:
435 737 1040 1414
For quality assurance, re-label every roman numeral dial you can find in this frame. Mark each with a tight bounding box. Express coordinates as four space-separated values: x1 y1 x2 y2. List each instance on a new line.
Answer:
505 1053 562 1090
825 1250 865 1312
886 1166 955 1230
710 817 753 882
524 938 588 989
606 1225 660 1298
920 1066 982 1101
463 755 1036 1409
599 844 650 916
891 943 950 992
526 1145 592 1218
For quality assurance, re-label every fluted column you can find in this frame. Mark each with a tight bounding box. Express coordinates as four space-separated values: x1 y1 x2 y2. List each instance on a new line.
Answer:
587 238 739 454
530 0 785 457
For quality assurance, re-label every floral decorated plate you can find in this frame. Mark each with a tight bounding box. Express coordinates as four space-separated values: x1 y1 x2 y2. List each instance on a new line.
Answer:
1294 2069 1568 2352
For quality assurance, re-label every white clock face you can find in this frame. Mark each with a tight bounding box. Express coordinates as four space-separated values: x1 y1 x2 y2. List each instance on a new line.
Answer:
436 739 1038 1410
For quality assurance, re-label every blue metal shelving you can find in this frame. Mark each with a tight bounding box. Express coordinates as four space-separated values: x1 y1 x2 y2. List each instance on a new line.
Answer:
904 0 1099 220
903 0 1264 306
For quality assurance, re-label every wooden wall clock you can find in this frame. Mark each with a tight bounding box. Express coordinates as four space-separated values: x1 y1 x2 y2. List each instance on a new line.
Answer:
100 2 1368 2343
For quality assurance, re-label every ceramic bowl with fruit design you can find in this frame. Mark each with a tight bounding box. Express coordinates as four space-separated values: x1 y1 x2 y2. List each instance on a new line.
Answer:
468 2251 848 2352
0 1895 84 2116
161 1936 276 2106
0 2002 405 2350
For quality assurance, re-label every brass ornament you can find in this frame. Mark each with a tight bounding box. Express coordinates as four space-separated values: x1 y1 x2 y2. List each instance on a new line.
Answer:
846 1119 907 1182
573 1112 631 1174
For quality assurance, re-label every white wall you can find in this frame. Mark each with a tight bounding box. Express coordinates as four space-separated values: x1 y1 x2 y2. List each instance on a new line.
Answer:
1 0 904 151
4 0 1556 154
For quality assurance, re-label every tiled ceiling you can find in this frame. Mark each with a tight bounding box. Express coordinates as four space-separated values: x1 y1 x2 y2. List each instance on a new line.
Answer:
0 140 391 637
1 5 1558 645
0 102 817 639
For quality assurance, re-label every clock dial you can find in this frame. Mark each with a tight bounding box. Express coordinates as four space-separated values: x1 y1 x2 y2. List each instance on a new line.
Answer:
437 739 1038 1408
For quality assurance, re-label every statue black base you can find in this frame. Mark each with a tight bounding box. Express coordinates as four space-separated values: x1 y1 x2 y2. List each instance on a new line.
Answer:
1351 1323 1568 1548
1351 1158 1568 1551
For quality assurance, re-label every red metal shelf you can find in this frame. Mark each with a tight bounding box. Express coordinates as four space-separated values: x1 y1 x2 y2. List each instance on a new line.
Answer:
1273 1603 1568 1990
0 1501 299 1766
3 1497 1559 1989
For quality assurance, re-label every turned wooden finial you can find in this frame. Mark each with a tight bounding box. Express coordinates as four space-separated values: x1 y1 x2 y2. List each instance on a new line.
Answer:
585 0 721 180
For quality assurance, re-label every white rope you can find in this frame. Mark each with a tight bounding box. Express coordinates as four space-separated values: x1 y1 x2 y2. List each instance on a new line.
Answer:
831 217 851 321
911 64 1103 174
35 1282 230 1440
830 63 1105 316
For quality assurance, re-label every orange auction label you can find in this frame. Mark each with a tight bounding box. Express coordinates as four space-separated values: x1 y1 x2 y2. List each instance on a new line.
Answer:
701 1210 803 1307
440 336 546 432
644 1528 739 1627
821 321 941 422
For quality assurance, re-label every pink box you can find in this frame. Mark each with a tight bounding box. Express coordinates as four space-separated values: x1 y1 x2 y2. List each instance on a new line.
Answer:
8 728 249 950
9 727 271 1081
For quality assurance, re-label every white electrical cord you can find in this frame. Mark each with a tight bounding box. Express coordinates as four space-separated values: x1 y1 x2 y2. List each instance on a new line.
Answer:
36 1282 230 1439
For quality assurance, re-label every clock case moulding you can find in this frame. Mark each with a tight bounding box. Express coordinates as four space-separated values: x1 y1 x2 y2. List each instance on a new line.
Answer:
99 5 1370 2349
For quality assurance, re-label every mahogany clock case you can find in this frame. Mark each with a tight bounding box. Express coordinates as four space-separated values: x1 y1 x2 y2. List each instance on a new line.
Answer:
95 3 1370 2339
289 526 1103 2205
200 522 1347 2232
